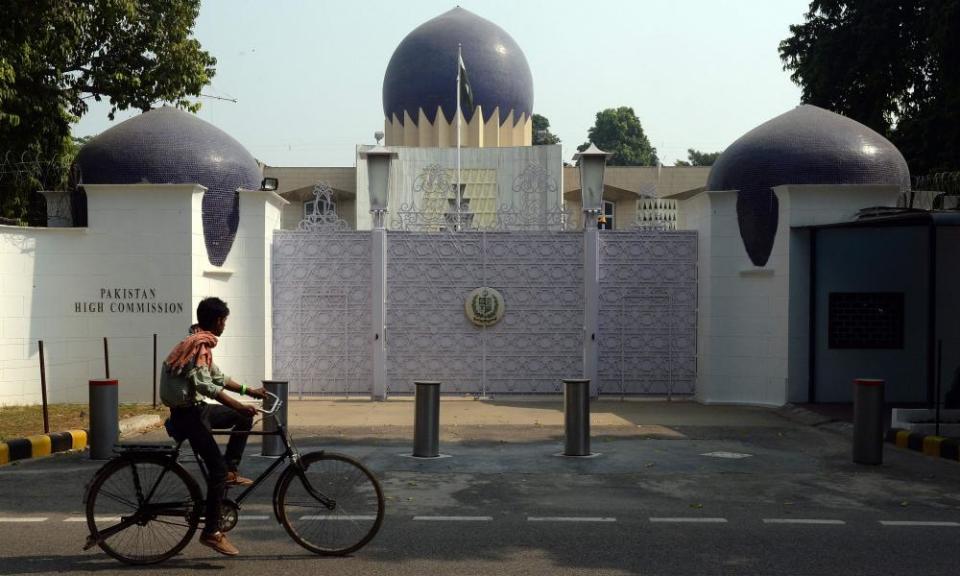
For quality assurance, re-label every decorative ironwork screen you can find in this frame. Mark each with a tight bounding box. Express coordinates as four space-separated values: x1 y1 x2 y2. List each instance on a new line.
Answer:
272 224 697 396
598 231 698 396
385 232 583 395
273 231 371 396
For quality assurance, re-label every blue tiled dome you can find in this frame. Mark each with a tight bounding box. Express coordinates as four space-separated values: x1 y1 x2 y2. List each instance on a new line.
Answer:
707 105 910 266
382 7 534 126
76 106 261 267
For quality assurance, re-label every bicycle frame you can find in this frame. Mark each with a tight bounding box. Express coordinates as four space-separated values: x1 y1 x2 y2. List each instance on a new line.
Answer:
197 409 335 510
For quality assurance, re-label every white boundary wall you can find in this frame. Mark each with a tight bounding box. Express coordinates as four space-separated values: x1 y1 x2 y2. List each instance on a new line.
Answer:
0 184 284 406
685 184 902 406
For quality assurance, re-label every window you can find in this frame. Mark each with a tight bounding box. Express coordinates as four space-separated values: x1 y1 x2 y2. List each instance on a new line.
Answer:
598 200 615 230
828 292 905 349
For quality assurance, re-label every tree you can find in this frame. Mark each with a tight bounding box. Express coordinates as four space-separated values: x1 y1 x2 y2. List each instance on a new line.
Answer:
532 113 561 145
779 0 960 175
577 107 658 166
675 149 722 166
0 0 216 222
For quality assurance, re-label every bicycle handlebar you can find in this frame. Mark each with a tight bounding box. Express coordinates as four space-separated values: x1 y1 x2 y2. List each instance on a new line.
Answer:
258 390 282 415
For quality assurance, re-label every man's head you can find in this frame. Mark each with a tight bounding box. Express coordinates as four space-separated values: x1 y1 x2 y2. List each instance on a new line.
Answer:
197 297 230 336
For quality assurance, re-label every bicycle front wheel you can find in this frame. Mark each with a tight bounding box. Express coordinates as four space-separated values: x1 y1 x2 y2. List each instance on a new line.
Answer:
277 452 384 555
85 456 202 565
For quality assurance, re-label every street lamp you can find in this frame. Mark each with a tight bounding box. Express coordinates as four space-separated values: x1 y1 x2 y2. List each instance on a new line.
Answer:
359 145 398 228
574 143 611 219
572 143 609 398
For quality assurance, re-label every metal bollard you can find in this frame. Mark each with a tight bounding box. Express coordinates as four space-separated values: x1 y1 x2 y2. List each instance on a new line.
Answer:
261 380 289 457
853 378 885 465
413 381 441 458
89 379 119 460
563 379 591 456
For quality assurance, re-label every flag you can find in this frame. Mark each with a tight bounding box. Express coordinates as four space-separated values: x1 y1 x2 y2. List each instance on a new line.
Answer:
458 53 474 116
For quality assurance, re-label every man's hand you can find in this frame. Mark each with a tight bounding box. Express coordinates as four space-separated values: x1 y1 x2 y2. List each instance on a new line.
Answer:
246 387 267 400
236 403 258 417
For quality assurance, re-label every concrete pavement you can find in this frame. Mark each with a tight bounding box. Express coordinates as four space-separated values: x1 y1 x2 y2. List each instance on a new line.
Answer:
3 398 959 575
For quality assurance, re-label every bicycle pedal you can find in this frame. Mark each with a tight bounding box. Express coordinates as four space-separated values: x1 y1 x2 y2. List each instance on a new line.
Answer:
82 534 98 551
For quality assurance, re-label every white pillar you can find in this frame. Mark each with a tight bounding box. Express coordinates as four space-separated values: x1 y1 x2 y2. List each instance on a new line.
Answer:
583 218 600 397
371 223 387 400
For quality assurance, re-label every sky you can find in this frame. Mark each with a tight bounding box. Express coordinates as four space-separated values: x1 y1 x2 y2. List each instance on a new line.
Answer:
72 0 812 167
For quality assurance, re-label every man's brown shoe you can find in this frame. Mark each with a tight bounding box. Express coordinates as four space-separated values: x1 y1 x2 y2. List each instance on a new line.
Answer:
225 471 254 486
199 532 239 556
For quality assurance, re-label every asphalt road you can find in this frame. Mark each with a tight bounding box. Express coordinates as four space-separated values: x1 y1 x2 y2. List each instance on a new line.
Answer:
2 424 959 575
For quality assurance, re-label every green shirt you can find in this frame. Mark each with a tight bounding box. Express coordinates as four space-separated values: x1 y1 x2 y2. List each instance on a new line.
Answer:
160 361 228 408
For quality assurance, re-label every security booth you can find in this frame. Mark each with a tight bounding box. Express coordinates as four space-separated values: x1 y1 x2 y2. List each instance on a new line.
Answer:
805 211 960 408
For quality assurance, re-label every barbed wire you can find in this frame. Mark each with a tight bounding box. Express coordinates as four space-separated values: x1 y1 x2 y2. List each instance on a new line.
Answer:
0 149 75 191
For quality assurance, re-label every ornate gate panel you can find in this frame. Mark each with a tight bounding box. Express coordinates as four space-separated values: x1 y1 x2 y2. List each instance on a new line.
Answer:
272 231 371 396
598 231 698 396
385 232 583 395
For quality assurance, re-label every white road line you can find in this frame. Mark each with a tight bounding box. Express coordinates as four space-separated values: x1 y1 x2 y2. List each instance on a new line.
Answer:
413 516 493 522
879 521 960 527
527 517 617 523
299 515 378 521
64 516 120 522
649 517 728 523
763 518 846 525
239 515 271 521
0 517 48 523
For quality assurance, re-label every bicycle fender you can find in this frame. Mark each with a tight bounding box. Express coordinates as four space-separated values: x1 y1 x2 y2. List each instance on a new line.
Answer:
273 464 295 523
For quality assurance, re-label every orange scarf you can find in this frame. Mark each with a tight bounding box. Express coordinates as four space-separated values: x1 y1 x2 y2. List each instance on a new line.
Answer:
164 327 218 375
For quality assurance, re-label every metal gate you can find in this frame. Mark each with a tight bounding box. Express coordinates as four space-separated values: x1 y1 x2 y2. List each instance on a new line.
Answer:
598 232 698 396
272 230 372 397
385 231 584 395
272 183 697 396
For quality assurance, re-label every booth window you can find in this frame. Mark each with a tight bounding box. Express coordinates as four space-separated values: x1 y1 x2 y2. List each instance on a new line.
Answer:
828 292 904 349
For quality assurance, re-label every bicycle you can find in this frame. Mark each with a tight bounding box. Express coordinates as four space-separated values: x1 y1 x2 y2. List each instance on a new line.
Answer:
82 392 385 565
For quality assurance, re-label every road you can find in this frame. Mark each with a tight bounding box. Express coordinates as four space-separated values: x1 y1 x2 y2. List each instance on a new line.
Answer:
1 422 959 575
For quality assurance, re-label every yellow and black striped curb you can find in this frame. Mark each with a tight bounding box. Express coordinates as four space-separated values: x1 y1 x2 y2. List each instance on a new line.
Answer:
886 428 960 462
0 430 87 466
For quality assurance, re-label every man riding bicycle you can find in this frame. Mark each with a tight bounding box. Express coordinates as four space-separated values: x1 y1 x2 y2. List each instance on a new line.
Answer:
160 297 265 556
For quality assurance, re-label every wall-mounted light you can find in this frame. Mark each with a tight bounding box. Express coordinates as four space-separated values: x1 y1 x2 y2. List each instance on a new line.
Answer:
261 177 279 192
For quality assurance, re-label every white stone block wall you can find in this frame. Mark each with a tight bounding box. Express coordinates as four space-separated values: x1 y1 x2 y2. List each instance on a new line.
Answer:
0 183 283 406
688 184 901 406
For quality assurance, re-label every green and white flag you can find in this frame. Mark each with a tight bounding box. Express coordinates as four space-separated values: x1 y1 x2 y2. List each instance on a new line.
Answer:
458 52 474 115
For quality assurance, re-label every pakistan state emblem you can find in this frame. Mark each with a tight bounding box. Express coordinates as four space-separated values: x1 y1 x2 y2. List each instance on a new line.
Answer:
465 287 505 327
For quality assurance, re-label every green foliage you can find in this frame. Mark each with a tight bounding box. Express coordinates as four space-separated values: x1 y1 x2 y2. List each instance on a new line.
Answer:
532 113 561 145
779 0 960 175
675 149 722 167
577 107 658 166
0 0 215 223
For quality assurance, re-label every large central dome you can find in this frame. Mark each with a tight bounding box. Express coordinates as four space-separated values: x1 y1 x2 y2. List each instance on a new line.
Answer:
382 7 534 128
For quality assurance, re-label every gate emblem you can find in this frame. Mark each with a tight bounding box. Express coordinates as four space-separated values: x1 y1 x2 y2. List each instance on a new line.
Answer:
465 287 505 327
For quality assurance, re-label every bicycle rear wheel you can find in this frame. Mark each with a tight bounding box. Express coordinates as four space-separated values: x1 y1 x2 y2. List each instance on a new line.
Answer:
85 455 202 565
277 452 384 555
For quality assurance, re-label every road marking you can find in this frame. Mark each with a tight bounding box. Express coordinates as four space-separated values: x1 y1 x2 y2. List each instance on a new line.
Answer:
527 517 616 522
879 521 960 527
0 517 48 523
701 451 753 459
299 515 378 521
763 518 846 525
239 515 271 521
649 517 728 523
413 516 493 522
64 516 120 522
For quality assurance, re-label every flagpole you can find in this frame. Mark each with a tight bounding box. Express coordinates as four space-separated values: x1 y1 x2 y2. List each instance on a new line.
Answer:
456 43 462 231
